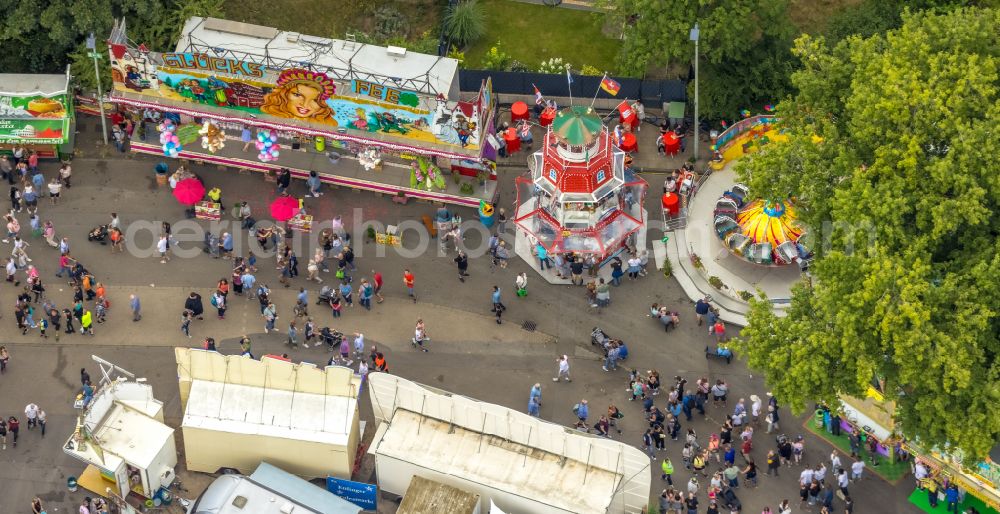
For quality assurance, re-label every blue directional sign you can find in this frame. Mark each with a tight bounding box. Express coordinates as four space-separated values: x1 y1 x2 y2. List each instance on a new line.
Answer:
326 477 377 510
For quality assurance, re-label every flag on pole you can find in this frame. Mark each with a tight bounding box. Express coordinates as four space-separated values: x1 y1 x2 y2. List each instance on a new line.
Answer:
533 84 543 104
600 76 621 96
566 68 573 85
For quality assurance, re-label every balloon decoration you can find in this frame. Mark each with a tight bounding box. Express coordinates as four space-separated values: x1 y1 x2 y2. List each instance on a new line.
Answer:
256 129 281 162
763 104 775 112
158 119 182 158
199 121 226 154
740 109 751 118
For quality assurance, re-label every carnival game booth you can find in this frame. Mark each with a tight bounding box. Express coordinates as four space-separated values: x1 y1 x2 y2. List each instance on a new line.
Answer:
106 17 497 208
514 106 648 273
366 373 652 514
0 66 75 159
833 390 1000 514
175 348 362 479
63 377 178 505
707 114 789 170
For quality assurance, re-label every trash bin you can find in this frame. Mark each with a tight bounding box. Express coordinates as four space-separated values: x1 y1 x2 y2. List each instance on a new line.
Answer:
814 409 825 429
315 136 325 152
67 476 78 492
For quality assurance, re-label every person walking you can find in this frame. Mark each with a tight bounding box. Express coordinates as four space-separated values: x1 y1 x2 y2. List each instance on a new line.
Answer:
573 399 589 430
454 250 470 282
553 355 571 382
24 403 39 430
31 497 43 514
412 319 429 352
371 269 384 303
515 272 528 297
491 286 506 324
185 292 204 320
180 310 192 338
403 268 416 302
212 290 226 319
157 234 169 263
528 395 540 417
8 416 19 447
80 310 93 335
286 320 298 347
129 294 141 321
263 302 277 333
359 278 374 310
0 345 9 374
0 417 6 449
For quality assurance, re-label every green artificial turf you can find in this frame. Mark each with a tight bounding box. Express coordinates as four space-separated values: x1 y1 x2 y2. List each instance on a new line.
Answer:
908 486 999 514
464 0 619 73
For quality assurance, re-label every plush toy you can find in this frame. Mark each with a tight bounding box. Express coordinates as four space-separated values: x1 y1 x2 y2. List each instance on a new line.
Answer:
198 121 226 154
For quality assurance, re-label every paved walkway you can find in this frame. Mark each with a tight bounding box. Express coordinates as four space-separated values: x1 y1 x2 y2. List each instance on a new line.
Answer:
0 116 919 514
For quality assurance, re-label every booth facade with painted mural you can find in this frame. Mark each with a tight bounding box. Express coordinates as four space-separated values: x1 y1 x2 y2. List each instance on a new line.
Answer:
105 17 497 207
0 67 75 159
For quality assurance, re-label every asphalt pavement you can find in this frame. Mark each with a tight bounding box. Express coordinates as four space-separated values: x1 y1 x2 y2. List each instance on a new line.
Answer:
0 119 919 513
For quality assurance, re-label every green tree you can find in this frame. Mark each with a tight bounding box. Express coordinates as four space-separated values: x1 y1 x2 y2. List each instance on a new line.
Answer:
0 0 167 73
735 7 1000 459
444 0 486 48
595 0 794 120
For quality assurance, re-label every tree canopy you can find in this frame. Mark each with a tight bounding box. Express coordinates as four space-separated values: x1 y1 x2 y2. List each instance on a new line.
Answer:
735 7 1000 459
0 0 222 91
596 0 794 119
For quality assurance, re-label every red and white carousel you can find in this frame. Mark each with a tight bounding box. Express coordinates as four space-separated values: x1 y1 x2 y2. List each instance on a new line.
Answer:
514 106 648 264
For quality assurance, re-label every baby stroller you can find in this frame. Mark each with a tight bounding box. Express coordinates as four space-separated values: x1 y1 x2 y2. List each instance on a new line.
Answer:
320 327 344 351
203 232 220 257
720 487 742 510
317 285 335 305
591 327 610 351
88 225 109 244
591 327 629 359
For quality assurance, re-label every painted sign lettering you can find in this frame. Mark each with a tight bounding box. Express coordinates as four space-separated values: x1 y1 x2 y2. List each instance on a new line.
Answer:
161 52 264 78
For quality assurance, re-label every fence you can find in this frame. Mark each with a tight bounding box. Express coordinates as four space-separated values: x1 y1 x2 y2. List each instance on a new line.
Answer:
459 69 686 108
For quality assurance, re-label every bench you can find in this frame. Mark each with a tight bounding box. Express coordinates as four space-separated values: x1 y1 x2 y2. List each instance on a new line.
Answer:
421 215 437 238
705 345 733 364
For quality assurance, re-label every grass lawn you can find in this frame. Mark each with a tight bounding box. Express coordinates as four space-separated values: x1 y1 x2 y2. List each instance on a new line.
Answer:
222 0 442 41
787 0 863 34
464 0 619 73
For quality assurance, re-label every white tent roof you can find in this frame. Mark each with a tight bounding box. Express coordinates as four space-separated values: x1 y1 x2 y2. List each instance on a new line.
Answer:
95 403 175 469
175 17 459 97
182 379 357 446
367 374 651 514
0 73 69 97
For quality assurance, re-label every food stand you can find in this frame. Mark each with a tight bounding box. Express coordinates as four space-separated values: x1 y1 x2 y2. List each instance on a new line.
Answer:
63 374 177 504
287 213 313 233
105 16 498 208
194 201 221 220
0 66 75 159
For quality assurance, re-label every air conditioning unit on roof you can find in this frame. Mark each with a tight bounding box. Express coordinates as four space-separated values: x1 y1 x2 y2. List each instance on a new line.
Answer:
386 46 407 57
286 33 300 43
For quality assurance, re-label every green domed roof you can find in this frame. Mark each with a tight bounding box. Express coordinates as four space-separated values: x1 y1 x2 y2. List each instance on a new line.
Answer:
552 106 603 146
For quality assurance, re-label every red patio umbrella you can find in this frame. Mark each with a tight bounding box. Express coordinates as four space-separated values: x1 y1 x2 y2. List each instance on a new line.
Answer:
270 196 300 221
173 178 205 206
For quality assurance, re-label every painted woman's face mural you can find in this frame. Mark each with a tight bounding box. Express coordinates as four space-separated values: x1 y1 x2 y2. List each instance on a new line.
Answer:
260 69 338 125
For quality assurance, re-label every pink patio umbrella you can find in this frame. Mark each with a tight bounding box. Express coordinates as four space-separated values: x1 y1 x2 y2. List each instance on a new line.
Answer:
172 178 205 206
270 196 300 221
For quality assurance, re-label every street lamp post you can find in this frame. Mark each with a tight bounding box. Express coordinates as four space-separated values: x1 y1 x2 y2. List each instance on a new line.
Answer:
689 23 700 162
86 33 109 145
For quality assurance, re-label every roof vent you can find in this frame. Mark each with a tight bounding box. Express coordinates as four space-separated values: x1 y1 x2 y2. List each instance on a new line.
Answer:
279 502 295 514
386 46 407 58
